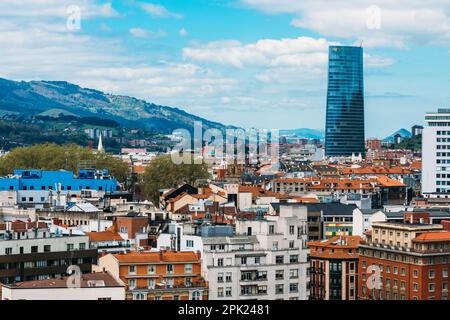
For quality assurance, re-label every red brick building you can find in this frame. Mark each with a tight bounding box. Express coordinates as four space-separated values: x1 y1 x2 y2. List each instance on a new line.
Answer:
308 235 363 300
359 214 450 300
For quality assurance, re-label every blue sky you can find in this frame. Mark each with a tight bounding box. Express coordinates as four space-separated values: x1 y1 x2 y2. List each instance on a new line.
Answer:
0 0 450 138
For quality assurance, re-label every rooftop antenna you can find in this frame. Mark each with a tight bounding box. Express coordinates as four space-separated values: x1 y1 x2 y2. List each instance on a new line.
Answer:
360 40 364 47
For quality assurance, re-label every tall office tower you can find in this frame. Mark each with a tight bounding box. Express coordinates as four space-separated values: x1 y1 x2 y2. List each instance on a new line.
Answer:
325 46 365 157
422 109 450 197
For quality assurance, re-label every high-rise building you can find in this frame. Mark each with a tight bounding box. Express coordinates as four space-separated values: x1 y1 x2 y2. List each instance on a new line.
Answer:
422 109 450 197
325 46 365 157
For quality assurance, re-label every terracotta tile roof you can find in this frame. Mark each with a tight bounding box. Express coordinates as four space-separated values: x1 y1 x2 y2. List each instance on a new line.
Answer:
308 236 364 259
375 175 406 187
238 185 290 199
112 251 200 264
413 232 450 242
86 231 124 242
410 161 422 169
293 197 319 203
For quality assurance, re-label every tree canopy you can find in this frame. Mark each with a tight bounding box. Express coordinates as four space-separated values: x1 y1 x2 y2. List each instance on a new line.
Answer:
141 154 210 204
0 143 129 182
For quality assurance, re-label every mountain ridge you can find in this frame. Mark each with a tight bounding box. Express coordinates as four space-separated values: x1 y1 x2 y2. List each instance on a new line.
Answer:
0 78 235 134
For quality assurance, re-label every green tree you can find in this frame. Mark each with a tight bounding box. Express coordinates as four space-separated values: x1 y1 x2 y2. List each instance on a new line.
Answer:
141 154 210 204
0 143 129 182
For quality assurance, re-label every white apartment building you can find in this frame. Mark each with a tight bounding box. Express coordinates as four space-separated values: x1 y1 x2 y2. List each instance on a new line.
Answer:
203 203 309 300
422 109 450 196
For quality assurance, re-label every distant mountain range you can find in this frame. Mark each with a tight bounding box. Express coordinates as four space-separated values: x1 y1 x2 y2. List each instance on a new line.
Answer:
0 78 235 134
383 128 412 142
279 128 324 140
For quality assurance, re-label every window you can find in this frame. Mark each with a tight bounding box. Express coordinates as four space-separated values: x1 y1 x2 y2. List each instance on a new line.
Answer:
254 256 261 265
289 240 295 249
5 248 12 255
289 225 295 235
167 264 174 274
272 241 279 250
217 272 224 282
289 269 299 279
289 283 298 293
192 291 201 300
119 227 128 233
429 283 435 292
44 245 51 252
240 257 247 265
148 279 155 289
154 296 161 301
413 269 418 278
226 287 232 297
218 287 224 297
269 225 275 234
79 243 86 250
413 283 418 292
275 270 284 280
148 265 155 274
218 258 224 267
185 263 193 273
133 293 146 300
275 284 284 294
429 270 435 279
393 267 398 275
31 246 39 253
443 269 448 278
129 265 136 274
276 256 284 264
290 255 298 263
226 272 232 282
129 279 136 289
186 240 194 247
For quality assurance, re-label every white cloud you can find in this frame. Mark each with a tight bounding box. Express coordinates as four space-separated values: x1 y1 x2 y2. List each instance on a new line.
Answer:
179 28 189 37
139 2 183 19
183 37 335 69
241 0 450 49
129 28 167 39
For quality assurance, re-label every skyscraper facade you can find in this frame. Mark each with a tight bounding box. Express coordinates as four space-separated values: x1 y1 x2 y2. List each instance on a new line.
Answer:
325 46 365 157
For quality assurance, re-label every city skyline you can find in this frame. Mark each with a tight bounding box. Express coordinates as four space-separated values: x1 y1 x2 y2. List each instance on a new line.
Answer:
0 1 450 138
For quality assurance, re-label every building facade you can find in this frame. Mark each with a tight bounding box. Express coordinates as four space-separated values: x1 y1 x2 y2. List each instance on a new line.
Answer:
309 235 362 300
358 218 450 300
0 221 97 284
94 251 208 300
1 272 125 300
422 109 450 197
325 46 365 157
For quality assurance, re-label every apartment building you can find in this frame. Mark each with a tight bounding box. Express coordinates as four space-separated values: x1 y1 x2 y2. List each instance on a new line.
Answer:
203 203 309 300
94 251 208 300
0 221 97 284
308 235 363 300
1 271 125 300
358 215 450 300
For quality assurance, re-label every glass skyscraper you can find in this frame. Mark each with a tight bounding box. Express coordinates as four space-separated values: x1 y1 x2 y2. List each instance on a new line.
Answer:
325 46 365 157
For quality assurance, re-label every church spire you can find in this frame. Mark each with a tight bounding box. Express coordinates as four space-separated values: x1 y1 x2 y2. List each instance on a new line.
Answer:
97 134 104 152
